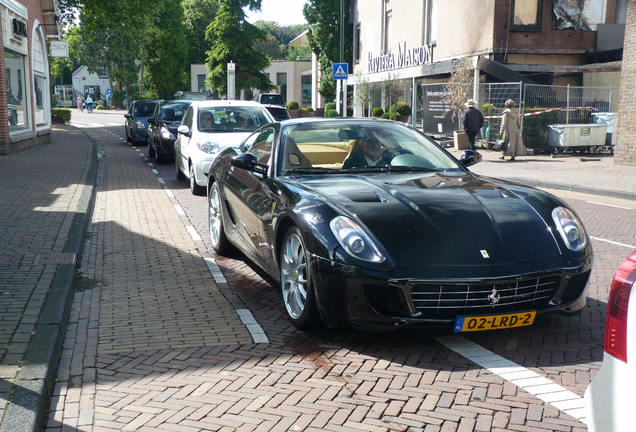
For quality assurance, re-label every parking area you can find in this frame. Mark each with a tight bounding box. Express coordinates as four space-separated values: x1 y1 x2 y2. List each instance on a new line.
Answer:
42 111 636 431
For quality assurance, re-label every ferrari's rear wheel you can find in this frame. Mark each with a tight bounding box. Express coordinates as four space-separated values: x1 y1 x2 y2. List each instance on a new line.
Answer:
280 227 320 329
208 182 233 255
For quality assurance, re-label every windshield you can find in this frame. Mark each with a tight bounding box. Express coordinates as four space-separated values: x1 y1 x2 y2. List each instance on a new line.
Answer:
266 106 290 121
197 106 271 133
133 102 157 117
161 102 190 121
260 94 284 105
280 121 461 174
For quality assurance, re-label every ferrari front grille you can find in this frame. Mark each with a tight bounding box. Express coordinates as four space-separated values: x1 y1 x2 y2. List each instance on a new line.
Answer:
410 274 561 319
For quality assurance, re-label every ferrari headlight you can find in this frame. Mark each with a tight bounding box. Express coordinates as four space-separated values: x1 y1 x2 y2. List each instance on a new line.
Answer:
135 121 145 129
197 141 219 154
330 216 385 263
160 127 175 140
552 207 587 251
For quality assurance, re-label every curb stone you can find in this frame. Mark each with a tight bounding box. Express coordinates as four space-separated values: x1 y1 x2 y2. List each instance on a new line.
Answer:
506 177 636 202
0 127 98 432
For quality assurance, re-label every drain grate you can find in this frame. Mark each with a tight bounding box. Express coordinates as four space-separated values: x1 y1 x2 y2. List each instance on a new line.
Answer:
34 252 77 265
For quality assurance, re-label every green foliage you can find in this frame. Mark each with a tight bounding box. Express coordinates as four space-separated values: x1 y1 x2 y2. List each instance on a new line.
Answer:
205 0 274 95
253 33 284 60
481 103 496 116
325 109 340 117
182 0 218 64
371 107 384 117
305 107 314 112
254 21 309 45
287 101 299 110
325 102 336 111
395 102 411 116
285 45 311 61
144 0 189 98
52 108 71 123
49 26 82 86
303 0 352 100
380 112 391 120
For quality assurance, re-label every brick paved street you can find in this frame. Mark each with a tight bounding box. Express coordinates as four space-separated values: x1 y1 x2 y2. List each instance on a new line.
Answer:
0 110 630 431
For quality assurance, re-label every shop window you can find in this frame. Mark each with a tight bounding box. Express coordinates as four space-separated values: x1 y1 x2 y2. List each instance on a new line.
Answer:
301 75 312 107
5 50 29 132
32 25 49 127
277 72 287 102
354 23 361 64
197 74 206 92
383 8 392 53
510 0 542 32
553 0 606 30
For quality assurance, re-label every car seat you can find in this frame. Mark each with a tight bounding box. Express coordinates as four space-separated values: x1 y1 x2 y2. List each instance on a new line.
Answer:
341 139 361 168
284 137 312 168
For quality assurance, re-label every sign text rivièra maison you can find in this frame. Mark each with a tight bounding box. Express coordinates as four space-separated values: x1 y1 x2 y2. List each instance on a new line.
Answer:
368 42 431 73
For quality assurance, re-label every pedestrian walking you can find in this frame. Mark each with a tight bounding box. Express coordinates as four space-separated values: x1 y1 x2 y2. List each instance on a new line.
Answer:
85 95 94 113
499 99 527 161
463 99 484 150
76 95 84 112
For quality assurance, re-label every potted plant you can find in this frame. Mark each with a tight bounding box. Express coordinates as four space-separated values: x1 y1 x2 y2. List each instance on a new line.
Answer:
287 101 300 118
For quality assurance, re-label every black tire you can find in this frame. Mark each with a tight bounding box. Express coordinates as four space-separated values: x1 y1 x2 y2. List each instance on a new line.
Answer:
279 226 321 330
208 182 234 255
148 141 156 159
125 127 132 143
176 158 186 180
155 148 166 164
189 163 206 196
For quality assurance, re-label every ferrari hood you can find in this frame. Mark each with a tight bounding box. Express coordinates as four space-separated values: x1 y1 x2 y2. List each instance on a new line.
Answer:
298 172 561 267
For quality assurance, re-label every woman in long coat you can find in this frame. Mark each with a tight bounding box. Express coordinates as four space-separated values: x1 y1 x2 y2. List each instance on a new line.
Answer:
499 99 527 161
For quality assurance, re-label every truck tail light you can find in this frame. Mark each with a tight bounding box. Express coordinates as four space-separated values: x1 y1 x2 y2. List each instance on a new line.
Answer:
605 252 636 362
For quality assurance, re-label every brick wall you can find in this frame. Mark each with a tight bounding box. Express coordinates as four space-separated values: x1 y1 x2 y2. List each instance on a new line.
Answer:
614 0 636 166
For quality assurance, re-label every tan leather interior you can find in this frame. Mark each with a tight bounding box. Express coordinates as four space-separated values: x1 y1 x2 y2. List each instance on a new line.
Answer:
284 137 313 168
294 139 359 169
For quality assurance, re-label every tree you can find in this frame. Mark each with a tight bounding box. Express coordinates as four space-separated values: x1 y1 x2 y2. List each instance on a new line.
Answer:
285 45 311 62
50 26 82 86
303 0 352 101
253 33 284 60
205 0 274 95
144 0 189 98
355 75 371 117
182 0 218 64
444 58 473 128
253 21 309 45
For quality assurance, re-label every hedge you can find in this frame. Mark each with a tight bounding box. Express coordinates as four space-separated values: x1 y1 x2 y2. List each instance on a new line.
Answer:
371 107 384 117
325 102 337 111
52 108 71 124
287 101 299 110
324 109 340 118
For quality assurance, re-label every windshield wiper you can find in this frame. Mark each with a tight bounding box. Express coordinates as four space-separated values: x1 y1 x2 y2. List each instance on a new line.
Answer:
340 166 391 173
286 167 340 174
385 166 439 172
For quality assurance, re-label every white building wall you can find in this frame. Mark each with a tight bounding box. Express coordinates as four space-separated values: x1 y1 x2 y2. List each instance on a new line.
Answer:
71 66 111 98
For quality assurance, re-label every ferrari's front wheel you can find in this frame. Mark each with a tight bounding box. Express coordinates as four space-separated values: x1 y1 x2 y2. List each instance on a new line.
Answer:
279 227 320 329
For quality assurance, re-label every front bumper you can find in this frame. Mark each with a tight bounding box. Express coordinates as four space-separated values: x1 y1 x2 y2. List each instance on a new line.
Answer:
192 150 218 187
310 254 592 331
156 138 176 159
132 127 148 142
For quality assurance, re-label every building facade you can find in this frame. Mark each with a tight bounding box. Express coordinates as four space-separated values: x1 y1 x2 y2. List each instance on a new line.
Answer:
191 61 312 107
0 0 59 155
350 0 632 161
71 65 110 101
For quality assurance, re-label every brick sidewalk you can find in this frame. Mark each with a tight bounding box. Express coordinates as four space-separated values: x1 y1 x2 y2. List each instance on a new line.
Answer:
449 148 636 199
0 126 94 430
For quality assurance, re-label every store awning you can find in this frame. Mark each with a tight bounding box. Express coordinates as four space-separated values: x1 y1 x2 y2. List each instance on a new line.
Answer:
39 0 61 39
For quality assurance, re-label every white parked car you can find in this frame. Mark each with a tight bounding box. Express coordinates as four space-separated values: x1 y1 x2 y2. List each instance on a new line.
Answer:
174 100 274 195
585 251 636 432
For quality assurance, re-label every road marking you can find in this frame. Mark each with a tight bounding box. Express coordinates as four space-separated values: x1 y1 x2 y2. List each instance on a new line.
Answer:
165 189 174 198
586 200 633 210
147 163 154 167
236 309 269 343
132 146 137 149
590 236 636 249
152 169 159 175
186 225 201 242
436 335 586 422
90 123 102 127
174 204 185 215
157 177 165 184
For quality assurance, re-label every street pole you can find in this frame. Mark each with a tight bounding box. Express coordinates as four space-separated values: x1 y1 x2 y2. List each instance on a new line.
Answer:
339 0 345 116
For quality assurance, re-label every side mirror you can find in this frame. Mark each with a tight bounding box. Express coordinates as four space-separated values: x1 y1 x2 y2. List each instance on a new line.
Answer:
231 153 267 176
459 150 482 167
124 113 131 119
177 125 190 136
147 118 155 125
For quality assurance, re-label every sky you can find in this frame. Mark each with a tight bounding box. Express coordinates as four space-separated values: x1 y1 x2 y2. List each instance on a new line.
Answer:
245 0 308 26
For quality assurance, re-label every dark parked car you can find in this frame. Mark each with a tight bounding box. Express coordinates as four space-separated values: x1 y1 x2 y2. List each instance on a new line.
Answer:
262 104 290 121
206 118 593 331
253 93 285 106
147 100 192 163
125 100 161 145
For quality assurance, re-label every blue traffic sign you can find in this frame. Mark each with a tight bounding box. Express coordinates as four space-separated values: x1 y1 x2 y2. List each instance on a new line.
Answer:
106 88 113 96
332 63 348 80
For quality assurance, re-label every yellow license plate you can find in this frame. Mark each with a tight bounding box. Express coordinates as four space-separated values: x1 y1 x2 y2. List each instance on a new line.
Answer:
454 311 537 332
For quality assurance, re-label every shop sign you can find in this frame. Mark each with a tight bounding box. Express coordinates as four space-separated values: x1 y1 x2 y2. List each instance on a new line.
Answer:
50 41 70 58
368 42 431 74
11 18 27 40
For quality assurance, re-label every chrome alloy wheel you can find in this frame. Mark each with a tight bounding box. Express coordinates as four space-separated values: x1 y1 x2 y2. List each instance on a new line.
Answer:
281 233 308 319
208 185 221 247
